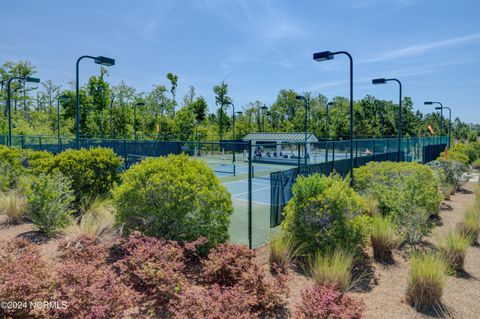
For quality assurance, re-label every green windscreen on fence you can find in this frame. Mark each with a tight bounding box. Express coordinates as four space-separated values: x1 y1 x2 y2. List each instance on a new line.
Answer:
0 134 448 247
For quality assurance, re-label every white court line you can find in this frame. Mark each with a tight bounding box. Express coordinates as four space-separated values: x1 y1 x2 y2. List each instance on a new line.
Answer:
232 197 270 205
232 186 271 197
223 180 269 186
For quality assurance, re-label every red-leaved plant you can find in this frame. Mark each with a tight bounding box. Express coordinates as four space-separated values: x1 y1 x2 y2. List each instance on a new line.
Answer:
294 283 364 319
0 239 53 319
170 284 256 319
49 236 139 319
113 231 188 314
201 242 288 317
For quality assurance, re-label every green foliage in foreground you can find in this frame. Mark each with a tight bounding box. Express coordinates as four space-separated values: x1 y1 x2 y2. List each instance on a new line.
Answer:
113 154 233 246
308 248 354 292
407 252 449 311
282 174 371 255
355 161 443 244
35 147 122 202
26 172 75 235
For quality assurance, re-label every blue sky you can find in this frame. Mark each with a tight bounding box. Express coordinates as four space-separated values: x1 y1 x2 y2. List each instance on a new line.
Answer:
1 0 479 122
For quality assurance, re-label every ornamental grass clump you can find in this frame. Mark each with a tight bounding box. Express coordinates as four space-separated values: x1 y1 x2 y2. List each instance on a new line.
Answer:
67 196 116 238
457 206 480 244
0 190 28 225
269 232 301 273
437 230 471 272
407 252 448 311
370 215 397 262
308 248 354 292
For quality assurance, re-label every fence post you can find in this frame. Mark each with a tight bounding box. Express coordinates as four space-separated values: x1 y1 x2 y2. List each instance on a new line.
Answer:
332 141 335 173
325 140 328 163
372 140 376 161
21 136 25 149
248 140 253 249
297 143 301 172
39 136 42 151
355 140 358 167
123 139 128 169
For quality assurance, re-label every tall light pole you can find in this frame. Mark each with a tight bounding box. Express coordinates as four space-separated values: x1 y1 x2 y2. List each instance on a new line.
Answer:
134 102 145 140
256 105 268 131
314 51 354 184
425 101 449 147
57 94 68 142
326 101 333 139
296 95 309 165
76 55 115 148
6 76 40 147
372 78 403 162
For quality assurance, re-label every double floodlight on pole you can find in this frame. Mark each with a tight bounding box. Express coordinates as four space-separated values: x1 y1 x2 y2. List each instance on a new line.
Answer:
295 95 309 165
425 101 450 148
134 102 145 140
6 76 40 147
372 78 403 162
76 55 115 149
313 50 354 185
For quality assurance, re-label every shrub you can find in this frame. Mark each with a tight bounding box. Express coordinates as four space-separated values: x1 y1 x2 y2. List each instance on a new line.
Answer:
170 284 255 319
0 190 28 225
428 159 467 194
473 159 480 170
0 161 22 191
355 161 442 217
282 174 370 254
202 243 256 286
355 162 442 245
201 242 288 316
113 232 187 313
294 283 364 319
269 232 301 273
407 252 448 310
371 215 397 262
37 147 122 202
308 248 354 291
113 154 233 246
26 172 75 235
52 236 139 319
437 230 471 272
0 239 53 319
439 149 470 165
457 207 480 244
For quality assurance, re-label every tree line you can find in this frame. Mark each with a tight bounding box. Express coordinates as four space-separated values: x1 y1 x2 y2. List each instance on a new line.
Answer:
1 60 478 143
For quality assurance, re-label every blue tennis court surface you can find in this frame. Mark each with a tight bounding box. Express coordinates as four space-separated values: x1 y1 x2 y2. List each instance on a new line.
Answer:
223 178 270 205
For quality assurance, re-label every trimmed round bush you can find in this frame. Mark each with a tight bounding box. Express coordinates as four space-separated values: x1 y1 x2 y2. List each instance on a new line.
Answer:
282 174 370 254
112 154 233 245
36 147 122 202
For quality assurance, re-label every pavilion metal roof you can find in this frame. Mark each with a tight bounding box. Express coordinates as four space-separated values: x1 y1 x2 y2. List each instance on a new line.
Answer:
243 132 319 143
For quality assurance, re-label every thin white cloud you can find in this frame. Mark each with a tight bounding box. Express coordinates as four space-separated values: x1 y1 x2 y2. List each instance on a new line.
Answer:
364 33 480 63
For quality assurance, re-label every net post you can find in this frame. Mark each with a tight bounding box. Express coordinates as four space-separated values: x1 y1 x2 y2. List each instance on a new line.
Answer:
248 139 253 249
